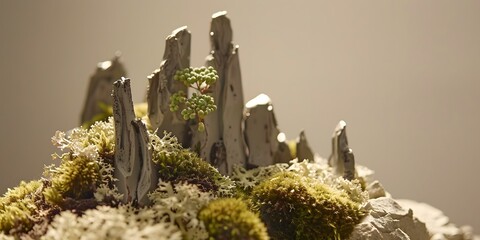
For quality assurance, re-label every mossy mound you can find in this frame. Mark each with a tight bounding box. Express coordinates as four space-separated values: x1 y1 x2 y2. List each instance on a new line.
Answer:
152 133 231 194
0 180 42 234
199 198 269 240
251 171 365 240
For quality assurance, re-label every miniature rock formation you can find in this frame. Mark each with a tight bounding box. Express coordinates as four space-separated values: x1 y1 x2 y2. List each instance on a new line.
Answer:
366 180 387 199
349 197 430 240
147 26 191 146
398 199 478 240
296 130 314 161
113 78 157 205
191 11 247 175
132 119 157 206
329 120 356 180
244 94 291 167
81 55 126 124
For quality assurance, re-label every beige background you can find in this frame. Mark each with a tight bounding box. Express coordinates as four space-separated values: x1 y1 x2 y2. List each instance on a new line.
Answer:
1 1 479 233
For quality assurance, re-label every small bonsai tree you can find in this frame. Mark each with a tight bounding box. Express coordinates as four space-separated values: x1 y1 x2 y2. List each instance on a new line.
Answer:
169 66 218 132
199 198 270 240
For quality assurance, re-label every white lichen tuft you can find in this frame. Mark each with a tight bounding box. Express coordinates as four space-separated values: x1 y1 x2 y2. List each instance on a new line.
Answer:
149 182 213 240
231 163 288 190
0 233 14 240
93 184 123 203
288 158 369 204
41 205 181 240
232 158 369 205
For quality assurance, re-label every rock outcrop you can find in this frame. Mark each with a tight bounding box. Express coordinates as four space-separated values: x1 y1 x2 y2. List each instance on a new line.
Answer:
349 197 430 240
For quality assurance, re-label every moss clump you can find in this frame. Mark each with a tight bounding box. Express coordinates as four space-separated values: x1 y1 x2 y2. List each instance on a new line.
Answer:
151 133 229 194
44 119 117 206
199 198 269 240
43 154 101 204
251 171 365 240
0 180 42 234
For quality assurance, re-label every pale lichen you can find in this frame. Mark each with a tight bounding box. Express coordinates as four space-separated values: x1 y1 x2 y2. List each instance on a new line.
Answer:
44 118 117 206
41 205 182 240
149 182 213 239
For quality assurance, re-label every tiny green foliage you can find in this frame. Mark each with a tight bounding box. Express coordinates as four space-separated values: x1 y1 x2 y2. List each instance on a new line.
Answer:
251 172 365 240
151 133 228 193
0 180 42 234
199 198 270 240
170 66 218 132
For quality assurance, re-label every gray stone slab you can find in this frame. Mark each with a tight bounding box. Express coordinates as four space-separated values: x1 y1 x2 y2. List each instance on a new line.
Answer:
112 77 139 203
132 119 157 206
244 94 291 167
192 11 247 175
81 55 126 124
147 27 190 146
296 130 314 161
329 120 356 180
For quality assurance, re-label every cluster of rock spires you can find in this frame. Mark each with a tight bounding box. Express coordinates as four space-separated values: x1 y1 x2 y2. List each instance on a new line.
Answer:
82 12 351 182
81 11 478 240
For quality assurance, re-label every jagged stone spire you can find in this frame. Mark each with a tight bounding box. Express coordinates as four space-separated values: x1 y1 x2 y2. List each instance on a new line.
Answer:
296 130 314 161
113 78 157 205
191 11 247 175
147 26 191 146
329 120 355 180
244 94 291 167
81 54 126 124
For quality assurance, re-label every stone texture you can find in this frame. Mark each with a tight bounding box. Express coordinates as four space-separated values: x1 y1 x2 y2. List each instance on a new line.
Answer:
398 199 479 240
147 26 190 146
296 130 314 161
244 94 291 167
191 11 247 175
112 78 139 203
113 78 158 206
349 197 430 240
81 55 126 124
132 119 157 206
367 180 387 199
329 120 356 180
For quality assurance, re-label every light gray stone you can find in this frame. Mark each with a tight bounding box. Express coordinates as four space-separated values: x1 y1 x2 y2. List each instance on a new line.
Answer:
367 180 387 199
81 54 126 124
132 119 157 206
191 11 247 174
329 120 356 180
296 130 314 161
397 199 478 240
244 94 291 167
112 78 140 203
147 26 190 146
349 197 430 240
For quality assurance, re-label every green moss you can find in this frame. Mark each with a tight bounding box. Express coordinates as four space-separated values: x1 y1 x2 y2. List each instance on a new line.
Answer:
0 180 42 234
45 118 118 206
251 172 365 240
44 154 101 205
199 198 269 240
151 133 228 193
